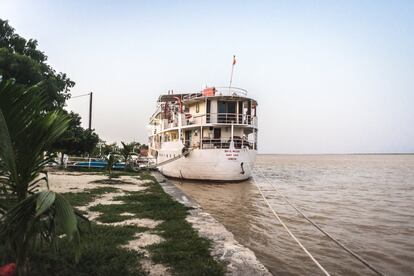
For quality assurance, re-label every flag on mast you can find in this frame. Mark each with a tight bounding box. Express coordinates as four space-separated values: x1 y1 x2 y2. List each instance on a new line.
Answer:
229 55 236 88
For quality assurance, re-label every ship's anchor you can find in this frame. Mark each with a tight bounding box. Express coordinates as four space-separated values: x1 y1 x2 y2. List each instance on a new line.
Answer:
240 162 245 174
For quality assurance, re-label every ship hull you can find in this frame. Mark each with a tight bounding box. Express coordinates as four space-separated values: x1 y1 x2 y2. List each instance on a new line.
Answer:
156 142 257 181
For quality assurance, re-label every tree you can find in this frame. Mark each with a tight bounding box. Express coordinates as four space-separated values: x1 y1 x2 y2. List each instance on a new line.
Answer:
0 18 74 110
120 142 135 164
0 80 84 275
1 19 99 159
100 142 119 156
131 142 141 154
105 154 117 179
51 111 99 162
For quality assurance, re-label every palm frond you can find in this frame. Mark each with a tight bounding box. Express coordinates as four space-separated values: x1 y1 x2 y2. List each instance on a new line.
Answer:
0 80 70 199
0 108 18 189
0 192 83 265
35 191 56 217
0 79 86 270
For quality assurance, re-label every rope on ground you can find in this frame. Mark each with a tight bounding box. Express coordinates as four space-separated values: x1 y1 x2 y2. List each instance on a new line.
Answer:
255 167 385 276
246 162 331 276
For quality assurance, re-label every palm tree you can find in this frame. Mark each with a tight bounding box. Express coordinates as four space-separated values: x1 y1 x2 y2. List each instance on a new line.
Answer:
105 153 117 179
120 141 134 165
0 80 84 275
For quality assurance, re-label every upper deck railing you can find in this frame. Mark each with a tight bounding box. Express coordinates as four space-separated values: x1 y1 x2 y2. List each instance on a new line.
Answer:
185 113 257 127
182 86 249 101
152 113 258 133
184 138 256 150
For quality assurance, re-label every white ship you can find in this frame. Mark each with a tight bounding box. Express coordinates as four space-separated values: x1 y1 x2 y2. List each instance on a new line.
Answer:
148 86 258 181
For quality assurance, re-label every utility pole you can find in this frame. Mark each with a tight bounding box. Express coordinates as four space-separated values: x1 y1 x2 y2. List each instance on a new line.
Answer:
89 92 93 130
70 91 94 130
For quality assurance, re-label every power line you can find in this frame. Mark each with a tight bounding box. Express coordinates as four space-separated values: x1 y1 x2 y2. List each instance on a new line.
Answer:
70 92 91 99
68 92 93 130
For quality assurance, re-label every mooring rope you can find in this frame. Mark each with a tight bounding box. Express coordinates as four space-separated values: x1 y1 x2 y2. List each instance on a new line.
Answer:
246 162 331 275
254 166 385 276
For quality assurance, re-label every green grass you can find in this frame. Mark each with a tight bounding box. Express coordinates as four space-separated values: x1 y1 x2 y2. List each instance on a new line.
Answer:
66 166 148 175
62 186 120 207
90 174 226 275
89 178 134 185
66 166 106 173
28 223 146 276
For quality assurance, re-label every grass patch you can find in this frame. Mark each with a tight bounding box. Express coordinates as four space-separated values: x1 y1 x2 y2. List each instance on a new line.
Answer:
108 170 148 178
150 219 224 275
91 203 141 224
97 212 136 223
138 172 155 181
90 173 226 275
66 166 106 173
87 186 120 195
28 223 146 276
90 179 134 185
1 194 146 276
63 186 119 207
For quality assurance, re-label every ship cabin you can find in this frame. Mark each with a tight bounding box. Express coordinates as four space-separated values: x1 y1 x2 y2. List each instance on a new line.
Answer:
149 87 258 151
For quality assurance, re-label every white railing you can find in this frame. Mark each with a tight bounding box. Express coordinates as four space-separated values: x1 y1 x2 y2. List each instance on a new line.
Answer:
183 138 256 150
151 113 258 136
182 87 248 101
214 87 248 97
186 113 257 126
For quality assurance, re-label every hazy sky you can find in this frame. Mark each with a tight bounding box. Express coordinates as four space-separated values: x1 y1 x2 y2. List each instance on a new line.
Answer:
1 0 413 153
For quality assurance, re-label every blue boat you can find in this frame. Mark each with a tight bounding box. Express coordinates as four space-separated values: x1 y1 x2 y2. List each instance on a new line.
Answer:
73 159 125 169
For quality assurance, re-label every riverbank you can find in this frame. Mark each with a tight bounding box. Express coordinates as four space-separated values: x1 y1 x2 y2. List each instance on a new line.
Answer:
2 169 270 275
152 172 271 275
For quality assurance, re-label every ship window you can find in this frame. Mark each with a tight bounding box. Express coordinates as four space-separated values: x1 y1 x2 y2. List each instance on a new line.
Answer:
218 101 226 113
206 100 211 123
218 101 236 114
228 102 236 113
196 103 199 113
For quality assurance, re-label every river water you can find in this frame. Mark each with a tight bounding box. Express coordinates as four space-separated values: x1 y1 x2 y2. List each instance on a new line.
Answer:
171 155 414 275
